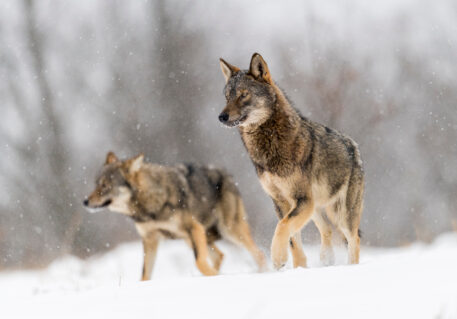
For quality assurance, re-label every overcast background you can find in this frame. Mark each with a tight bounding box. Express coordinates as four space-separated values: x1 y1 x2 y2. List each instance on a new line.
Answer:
0 0 456 269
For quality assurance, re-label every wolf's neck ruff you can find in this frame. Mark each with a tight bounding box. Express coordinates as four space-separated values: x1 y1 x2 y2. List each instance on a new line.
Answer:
239 85 310 177
127 197 158 223
123 169 183 223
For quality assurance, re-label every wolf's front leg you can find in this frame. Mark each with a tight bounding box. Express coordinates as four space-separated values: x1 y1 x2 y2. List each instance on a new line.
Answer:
272 199 307 269
289 233 307 268
271 197 314 270
141 233 160 281
187 220 218 276
208 243 224 272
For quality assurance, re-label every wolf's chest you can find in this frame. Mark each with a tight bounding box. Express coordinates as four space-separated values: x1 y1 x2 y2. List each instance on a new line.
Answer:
258 171 299 205
135 215 187 240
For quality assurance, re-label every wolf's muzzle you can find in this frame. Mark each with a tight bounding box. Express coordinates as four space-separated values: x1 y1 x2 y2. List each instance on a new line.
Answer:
82 198 112 208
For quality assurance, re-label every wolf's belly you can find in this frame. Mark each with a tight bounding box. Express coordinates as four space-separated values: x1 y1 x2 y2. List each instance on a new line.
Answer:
259 170 345 209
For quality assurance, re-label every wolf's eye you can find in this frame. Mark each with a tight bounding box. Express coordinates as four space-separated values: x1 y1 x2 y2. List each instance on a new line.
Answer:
240 91 249 98
100 181 109 190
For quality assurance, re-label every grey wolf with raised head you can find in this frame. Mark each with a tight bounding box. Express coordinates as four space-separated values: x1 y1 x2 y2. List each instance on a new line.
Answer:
218 53 364 269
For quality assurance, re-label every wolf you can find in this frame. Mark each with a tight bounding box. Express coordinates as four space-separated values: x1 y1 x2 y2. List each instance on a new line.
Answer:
218 53 364 269
83 152 266 280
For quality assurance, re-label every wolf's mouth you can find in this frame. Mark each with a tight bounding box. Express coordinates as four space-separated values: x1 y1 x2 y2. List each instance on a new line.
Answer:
226 115 247 127
84 199 112 214
99 199 112 208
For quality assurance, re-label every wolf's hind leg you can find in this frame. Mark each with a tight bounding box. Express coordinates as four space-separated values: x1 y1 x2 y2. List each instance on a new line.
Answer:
339 170 363 264
141 233 160 281
220 218 268 272
187 220 218 276
340 227 360 264
336 202 361 264
237 222 268 272
312 209 335 266
217 193 267 271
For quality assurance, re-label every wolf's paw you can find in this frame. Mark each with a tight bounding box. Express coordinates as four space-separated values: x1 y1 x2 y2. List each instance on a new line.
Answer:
256 255 269 273
202 267 218 276
273 262 286 270
258 265 270 273
271 241 288 270
292 253 307 268
196 262 219 276
320 247 335 266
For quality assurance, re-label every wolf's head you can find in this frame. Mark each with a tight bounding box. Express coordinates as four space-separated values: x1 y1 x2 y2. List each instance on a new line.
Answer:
83 152 144 215
218 53 276 128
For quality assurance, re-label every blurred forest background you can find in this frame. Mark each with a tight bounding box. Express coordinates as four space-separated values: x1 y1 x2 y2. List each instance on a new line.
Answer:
0 0 456 269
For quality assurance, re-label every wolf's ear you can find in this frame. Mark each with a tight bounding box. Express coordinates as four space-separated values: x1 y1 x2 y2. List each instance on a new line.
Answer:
105 151 118 165
249 53 272 84
220 58 240 83
126 153 144 173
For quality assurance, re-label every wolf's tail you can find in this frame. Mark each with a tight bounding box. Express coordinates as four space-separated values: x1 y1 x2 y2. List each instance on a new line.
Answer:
348 137 363 168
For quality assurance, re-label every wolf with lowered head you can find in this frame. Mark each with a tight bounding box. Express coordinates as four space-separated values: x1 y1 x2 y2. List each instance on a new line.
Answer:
84 152 266 280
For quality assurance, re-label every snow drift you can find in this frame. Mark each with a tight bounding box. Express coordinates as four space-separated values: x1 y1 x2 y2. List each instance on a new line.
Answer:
1 233 457 318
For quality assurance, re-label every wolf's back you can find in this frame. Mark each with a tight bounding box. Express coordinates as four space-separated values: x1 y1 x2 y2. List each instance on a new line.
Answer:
179 163 239 201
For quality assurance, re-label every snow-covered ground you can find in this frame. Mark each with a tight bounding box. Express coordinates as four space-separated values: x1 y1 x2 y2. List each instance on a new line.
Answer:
2 233 457 318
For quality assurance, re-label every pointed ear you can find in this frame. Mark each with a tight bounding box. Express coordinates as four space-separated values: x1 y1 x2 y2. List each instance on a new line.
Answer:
219 58 240 83
125 153 144 173
249 53 272 84
105 151 118 165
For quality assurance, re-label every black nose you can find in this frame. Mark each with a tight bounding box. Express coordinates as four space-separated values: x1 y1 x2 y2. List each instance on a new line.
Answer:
83 199 89 206
219 113 229 123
